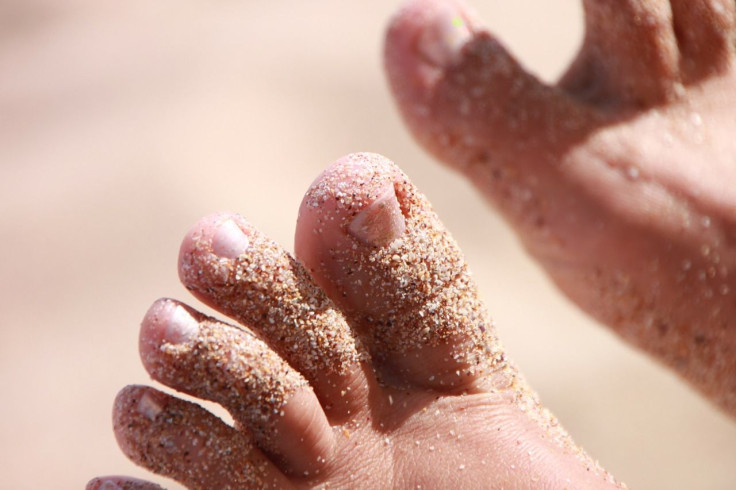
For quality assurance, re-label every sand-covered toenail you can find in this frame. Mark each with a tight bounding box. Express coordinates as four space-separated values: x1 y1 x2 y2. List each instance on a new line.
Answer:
164 305 199 344
348 185 406 246
212 219 249 259
85 477 164 490
97 481 122 490
137 392 164 421
98 483 121 490
416 3 473 68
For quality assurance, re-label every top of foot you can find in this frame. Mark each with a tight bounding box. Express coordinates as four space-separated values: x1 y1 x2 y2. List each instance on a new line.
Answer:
385 0 736 416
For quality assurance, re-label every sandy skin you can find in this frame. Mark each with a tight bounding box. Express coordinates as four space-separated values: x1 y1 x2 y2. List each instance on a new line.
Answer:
90 0 736 487
91 154 620 488
385 0 736 416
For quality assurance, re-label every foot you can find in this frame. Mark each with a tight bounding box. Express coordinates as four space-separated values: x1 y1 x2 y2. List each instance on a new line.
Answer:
385 0 736 416
90 154 621 489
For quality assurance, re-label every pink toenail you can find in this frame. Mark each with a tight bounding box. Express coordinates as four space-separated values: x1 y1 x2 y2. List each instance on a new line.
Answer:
348 186 406 247
417 4 472 67
212 219 250 259
163 305 200 344
137 392 163 421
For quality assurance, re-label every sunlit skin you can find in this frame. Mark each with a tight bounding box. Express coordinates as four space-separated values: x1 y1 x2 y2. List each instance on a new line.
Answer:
91 0 735 487
385 0 736 416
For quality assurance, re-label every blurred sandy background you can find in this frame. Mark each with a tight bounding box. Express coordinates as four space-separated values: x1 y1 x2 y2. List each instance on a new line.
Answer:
1 0 735 488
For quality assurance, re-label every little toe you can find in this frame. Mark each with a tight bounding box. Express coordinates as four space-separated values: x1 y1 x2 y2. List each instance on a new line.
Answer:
178 213 368 417
671 0 735 80
384 0 589 172
139 299 335 476
113 385 291 489
561 0 681 107
295 153 506 391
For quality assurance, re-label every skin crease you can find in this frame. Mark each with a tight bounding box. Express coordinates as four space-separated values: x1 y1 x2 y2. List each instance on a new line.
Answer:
90 0 736 488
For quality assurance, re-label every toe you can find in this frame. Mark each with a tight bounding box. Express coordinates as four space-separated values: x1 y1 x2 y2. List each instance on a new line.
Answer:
295 153 507 391
178 213 368 417
139 299 334 476
293 154 623 487
384 0 590 173
113 385 291 489
561 0 681 107
671 0 735 81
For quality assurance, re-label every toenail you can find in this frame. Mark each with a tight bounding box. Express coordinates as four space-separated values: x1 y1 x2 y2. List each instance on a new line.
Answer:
348 186 406 247
417 4 472 67
98 481 122 490
137 392 163 421
163 305 200 344
212 219 250 259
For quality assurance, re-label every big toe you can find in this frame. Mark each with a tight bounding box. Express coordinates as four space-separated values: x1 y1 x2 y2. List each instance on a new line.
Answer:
295 153 506 391
384 0 588 170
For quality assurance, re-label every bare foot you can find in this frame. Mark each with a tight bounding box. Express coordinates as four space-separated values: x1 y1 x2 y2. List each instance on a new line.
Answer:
385 0 736 416
89 154 621 488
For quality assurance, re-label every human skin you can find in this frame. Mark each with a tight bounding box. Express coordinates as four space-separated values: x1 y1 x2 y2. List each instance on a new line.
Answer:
90 0 736 487
89 154 622 488
384 0 736 417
